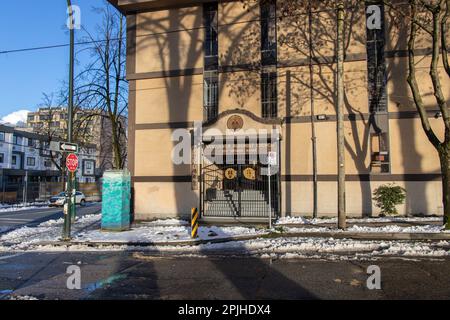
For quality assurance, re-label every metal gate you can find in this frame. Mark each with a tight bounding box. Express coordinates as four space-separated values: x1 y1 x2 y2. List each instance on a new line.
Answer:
201 163 279 218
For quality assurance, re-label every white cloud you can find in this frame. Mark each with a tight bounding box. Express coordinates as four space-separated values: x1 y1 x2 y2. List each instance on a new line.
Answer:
0 110 31 126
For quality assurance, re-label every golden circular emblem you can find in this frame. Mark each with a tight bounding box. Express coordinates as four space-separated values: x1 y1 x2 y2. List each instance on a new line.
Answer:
227 115 244 131
243 167 256 180
224 168 237 180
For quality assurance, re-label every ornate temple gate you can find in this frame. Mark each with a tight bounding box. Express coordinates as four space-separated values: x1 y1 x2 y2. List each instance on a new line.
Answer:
200 144 280 219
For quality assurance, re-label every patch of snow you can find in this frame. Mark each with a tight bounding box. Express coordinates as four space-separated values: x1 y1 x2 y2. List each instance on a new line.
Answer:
277 216 443 225
0 203 50 213
347 224 449 233
9 295 39 300
74 224 267 244
142 218 189 226
0 214 101 251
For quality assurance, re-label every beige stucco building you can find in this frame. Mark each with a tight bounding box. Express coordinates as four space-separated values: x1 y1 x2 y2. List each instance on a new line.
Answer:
109 0 449 222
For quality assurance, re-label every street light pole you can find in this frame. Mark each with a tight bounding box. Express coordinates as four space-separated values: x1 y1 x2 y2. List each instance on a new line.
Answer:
62 0 75 241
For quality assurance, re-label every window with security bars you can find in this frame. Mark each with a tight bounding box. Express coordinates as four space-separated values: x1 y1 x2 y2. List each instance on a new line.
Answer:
204 71 219 121
203 3 219 121
261 0 277 66
366 1 387 113
204 2 218 71
261 71 278 118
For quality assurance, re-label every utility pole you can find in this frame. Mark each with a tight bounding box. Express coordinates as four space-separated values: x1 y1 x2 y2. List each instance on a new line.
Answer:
336 0 346 230
309 0 318 219
62 0 76 240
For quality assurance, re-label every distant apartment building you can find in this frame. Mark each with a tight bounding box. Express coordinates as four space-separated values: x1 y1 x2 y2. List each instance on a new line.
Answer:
0 124 97 203
27 107 127 174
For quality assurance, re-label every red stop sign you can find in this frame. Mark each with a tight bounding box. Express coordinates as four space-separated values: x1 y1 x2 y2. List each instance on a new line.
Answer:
66 153 79 172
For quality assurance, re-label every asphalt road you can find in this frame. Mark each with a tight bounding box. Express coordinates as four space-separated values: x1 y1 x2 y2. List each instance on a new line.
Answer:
0 252 448 300
0 203 102 233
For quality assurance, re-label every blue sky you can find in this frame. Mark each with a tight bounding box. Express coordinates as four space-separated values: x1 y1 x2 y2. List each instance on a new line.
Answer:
0 0 113 120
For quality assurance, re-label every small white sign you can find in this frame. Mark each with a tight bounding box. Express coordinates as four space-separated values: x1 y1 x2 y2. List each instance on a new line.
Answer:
268 152 277 166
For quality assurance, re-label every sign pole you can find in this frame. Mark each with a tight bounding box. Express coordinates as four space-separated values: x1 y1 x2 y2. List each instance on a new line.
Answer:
268 164 272 229
63 0 75 241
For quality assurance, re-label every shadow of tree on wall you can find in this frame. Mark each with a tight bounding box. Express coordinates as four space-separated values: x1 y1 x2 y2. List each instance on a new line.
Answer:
131 1 318 299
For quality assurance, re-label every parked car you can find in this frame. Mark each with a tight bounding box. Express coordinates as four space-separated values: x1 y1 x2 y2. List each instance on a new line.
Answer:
49 192 86 207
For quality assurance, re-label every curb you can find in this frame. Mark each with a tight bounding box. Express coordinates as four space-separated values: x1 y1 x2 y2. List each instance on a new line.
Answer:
33 231 450 249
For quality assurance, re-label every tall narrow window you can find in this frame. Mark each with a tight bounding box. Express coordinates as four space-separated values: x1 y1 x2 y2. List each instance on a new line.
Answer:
366 1 387 113
204 2 219 121
261 67 278 118
261 0 277 66
366 1 390 173
204 71 219 120
261 0 278 118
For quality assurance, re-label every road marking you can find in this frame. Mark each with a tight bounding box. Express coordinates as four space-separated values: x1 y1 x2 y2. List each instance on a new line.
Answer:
0 253 25 261
0 218 33 222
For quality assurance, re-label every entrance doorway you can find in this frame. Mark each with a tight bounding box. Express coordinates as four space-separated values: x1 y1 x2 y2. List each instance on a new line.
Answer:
201 156 280 219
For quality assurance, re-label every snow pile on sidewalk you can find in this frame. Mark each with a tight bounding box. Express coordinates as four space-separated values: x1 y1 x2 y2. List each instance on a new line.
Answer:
74 224 267 244
277 216 443 225
347 224 448 233
281 224 449 234
0 214 101 251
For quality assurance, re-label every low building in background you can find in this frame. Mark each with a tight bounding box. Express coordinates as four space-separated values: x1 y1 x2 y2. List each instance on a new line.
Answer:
27 107 128 176
0 124 99 204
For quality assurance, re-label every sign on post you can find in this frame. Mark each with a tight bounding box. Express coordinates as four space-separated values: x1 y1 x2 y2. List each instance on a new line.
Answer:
268 151 277 166
50 141 79 153
66 153 79 173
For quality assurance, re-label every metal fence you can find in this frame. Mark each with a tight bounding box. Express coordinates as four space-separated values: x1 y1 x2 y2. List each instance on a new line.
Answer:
0 179 102 205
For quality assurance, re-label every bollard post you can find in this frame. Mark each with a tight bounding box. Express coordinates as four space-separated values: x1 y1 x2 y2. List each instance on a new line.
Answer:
191 208 199 239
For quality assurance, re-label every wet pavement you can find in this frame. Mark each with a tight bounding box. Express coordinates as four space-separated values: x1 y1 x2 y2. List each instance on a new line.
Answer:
0 251 449 300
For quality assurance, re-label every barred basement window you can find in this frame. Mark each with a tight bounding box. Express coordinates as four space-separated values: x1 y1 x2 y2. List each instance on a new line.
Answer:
366 1 387 113
261 0 277 66
371 133 390 173
261 69 278 118
204 71 219 121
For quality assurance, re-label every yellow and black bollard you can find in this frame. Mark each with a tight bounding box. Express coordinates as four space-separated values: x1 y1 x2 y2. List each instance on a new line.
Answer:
191 208 199 239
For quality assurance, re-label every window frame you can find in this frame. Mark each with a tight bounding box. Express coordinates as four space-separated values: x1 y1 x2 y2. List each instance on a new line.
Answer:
261 69 278 119
27 157 36 167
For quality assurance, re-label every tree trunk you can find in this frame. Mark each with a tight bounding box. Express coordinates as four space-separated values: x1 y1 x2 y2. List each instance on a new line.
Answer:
337 1 346 229
439 146 450 229
111 118 122 169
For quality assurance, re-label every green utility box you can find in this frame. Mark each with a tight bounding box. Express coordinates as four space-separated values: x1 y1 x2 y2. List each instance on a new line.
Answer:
101 170 131 231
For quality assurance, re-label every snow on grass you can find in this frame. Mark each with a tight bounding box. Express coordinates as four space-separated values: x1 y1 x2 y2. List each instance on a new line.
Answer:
347 224 449 233
281 224 449 234
277 216 443 225
23 237 449 258
0 215 448 259
74 224 267 244
0 214 101 250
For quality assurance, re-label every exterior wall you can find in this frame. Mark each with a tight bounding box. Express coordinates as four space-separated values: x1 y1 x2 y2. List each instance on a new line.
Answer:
122 0 450 220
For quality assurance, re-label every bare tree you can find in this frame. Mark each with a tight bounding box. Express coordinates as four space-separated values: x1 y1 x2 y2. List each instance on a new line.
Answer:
77 2 128 170
384 0 449 228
